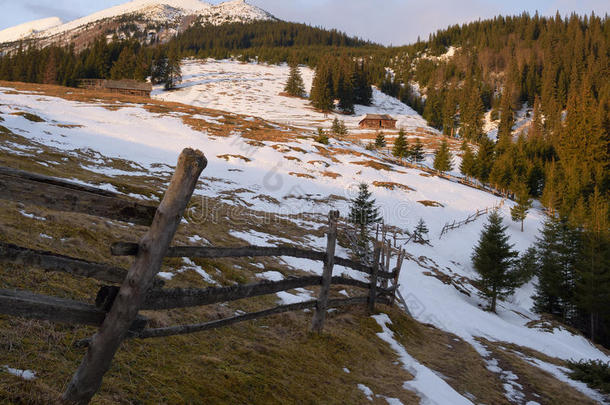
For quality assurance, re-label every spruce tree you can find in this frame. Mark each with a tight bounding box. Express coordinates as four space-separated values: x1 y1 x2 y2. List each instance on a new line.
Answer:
433 138 453 173
411 138 425 163
510 184 533 232
375 131 386 148
474 137 495 182
310 61 334 111
413 218 429 244
349 183 381 240
575 190 610 343
331 118 348 136
460 141 476 178
471 211 519 312
533 217 582 323
164 51 182 90
284 63 306 98
314 128 329 145
392 129 408 160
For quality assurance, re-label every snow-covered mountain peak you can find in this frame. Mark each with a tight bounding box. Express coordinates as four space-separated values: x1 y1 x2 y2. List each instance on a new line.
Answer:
0 0 276 47
0 17 63 44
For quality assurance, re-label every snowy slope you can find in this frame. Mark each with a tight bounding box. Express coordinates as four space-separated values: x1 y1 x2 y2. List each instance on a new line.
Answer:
0 17 63 43
154 59 433 133
0 0 274 45
0 85 608 403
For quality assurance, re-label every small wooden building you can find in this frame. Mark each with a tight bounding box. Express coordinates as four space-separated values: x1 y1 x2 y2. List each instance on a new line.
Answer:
78 79 152 97
358 114 397 130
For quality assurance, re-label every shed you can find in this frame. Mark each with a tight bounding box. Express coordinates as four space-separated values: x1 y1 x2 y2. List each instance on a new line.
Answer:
78 79 152 98
358 114 397 129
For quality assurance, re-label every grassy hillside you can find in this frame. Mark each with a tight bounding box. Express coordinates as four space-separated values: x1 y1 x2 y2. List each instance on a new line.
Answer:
0 82 606 404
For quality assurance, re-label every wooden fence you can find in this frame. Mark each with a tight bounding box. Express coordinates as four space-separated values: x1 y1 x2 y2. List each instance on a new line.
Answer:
0 149 403 404
438 200 505 239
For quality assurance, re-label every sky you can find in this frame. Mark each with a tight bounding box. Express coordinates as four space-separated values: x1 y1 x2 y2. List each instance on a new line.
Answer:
0 0 608 46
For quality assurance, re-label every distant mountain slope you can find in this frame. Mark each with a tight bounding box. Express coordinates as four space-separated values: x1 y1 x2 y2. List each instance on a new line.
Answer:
0 17 63 44
0 0 275 49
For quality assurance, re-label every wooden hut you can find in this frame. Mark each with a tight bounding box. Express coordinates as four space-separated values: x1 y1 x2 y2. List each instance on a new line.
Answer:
358 114 397 129
78 79 152 97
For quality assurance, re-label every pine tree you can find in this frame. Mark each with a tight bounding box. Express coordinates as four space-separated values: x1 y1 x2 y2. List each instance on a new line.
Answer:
474 137 495 182
460 141 476 178
472 211 519 312
284 63 306 98
410 138 425 163
314 128 329 145
349 183 381 240
375 131 386 148
413 218 429 244
433 138 453 173
392 128 408 160
575 190 610 343
510 183 533 231
533 217 582 323
331 118 348 136
310 61 334 111
164 51 182 90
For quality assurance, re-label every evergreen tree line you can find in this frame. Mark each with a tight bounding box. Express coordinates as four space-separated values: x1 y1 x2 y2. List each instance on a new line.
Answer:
310 56 373 112
0 38 152 86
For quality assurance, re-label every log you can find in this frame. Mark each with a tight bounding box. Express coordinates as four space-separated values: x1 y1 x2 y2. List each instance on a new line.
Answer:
110 242 394 279
0 242 160 286
141 276 322 310
0 289 148 330
138 296 374 340
0 166 157 226
368 246 382 313
0 289 105 327
63 148 207 405
96 276 374 312
311 210 338 333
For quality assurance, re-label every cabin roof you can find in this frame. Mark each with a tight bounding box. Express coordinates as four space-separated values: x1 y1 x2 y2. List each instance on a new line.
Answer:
359 114 396 122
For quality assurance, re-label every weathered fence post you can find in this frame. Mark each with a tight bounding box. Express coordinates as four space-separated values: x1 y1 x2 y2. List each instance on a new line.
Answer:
62 148 207 405
311 210 339 333
390 249 405 306
368 245 382 313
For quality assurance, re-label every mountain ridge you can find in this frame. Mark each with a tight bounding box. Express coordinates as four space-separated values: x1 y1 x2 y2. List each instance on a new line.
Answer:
0 0 276 48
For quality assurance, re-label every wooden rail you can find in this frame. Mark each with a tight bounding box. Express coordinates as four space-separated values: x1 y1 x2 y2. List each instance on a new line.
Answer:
0 241 163 286
0 289 148 330
0 166 157 226
110 242 394 279
438 200 505 239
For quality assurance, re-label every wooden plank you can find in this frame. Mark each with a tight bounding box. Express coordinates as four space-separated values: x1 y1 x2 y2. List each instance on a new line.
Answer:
137 296 374 340
0 289 150 330
311 210 338 333
0 242 123 285
100 276 374 312
0 289 106 327
63 148 207 404
141 276 322 310
0 166 157 226
0 242 165 287
368 246 382 313
111 242 394 279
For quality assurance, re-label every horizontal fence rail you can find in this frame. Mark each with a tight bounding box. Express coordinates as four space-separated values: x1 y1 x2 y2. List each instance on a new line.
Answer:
111 242 395 279
0 241 165 286
0 289 148 331
0 166 157 226
94 276 387 312
77 296 392 347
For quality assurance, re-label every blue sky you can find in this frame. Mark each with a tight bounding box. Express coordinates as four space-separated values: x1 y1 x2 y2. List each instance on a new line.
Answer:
1 0 608 46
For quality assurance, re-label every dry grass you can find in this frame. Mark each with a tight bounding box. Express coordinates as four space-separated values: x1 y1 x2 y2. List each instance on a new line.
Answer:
351 160 394 171
418 200 445 207
372 181 415 192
